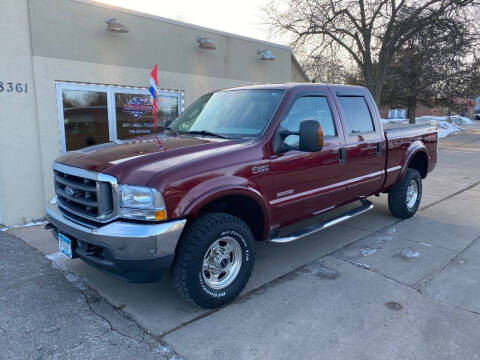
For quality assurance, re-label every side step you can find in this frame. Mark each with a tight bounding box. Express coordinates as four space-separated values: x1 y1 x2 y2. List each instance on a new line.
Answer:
269 200 374 244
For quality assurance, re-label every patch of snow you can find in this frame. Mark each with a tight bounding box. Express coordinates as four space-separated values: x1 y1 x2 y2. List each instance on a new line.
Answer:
418 115 473 125
46 252 89 291
382 115 470 138
385 227 397 234
361 248 377 256
151 343 180 359
46 251 69 271
0 220 47 231
354 262 371 269
64 272 88 291
434 122 463 138
395 248 420 259
420 242 432 247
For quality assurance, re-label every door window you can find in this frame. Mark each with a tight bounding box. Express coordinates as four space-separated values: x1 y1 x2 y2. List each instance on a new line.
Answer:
56 83 183 152
281 96 336 148
338 96 375 134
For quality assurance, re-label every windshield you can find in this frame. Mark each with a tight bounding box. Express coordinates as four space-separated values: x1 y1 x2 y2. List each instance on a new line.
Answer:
169 89 284 137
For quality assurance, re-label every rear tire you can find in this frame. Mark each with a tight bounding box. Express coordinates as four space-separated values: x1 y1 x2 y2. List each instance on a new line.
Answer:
388 168 422 219
171 212 255 309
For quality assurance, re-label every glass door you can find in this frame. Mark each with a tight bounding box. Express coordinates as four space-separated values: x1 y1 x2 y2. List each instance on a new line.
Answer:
56 83 110 152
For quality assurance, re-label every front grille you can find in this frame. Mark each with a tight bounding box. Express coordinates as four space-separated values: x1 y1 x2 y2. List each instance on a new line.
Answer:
54 166 114 221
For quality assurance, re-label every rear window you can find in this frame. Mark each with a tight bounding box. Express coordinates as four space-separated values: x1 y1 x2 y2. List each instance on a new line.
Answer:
338 97 375 134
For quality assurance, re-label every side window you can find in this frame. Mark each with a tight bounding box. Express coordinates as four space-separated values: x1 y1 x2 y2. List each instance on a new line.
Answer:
338 96 375 134
280 96 336 148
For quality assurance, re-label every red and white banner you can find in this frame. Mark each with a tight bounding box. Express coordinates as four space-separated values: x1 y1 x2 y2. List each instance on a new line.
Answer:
149 65 166 150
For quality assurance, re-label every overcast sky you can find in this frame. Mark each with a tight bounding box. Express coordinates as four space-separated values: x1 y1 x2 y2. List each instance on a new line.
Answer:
96 0 285 44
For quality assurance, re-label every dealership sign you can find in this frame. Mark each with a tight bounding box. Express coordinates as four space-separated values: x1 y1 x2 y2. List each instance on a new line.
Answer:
123 97 153 119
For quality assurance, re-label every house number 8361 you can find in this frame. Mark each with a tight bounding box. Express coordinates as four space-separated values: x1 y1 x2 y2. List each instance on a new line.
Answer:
0 82 28 93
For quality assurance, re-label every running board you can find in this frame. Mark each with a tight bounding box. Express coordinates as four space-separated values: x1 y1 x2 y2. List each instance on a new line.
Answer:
269 200 374 244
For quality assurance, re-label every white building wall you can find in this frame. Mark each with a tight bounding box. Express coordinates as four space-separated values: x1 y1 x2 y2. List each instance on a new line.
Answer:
0 0 45 225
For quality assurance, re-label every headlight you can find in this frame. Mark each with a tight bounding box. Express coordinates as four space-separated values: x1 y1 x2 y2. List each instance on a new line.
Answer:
118 185 167 221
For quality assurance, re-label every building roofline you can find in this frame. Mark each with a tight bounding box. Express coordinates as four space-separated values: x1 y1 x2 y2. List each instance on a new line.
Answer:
72 0 292 51
290 53 310 82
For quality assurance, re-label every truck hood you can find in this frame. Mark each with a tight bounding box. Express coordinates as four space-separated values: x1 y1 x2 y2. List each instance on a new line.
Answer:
56 135 244 185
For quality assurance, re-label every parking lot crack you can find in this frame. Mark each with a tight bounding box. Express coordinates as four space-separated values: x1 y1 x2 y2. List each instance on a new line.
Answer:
414 235 480 292
419 292 480 317
83 291 137 340
45 260 184 360
420 180 480 211
78 285 184 359
332 255 411 287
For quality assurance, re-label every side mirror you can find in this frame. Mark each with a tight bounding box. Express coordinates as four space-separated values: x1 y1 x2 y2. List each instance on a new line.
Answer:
299 120 324 152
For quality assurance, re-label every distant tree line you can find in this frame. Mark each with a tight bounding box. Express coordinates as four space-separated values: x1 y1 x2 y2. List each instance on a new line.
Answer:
265 0 480 123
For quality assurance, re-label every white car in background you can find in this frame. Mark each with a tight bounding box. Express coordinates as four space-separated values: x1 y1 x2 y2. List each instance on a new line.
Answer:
474 110 480 121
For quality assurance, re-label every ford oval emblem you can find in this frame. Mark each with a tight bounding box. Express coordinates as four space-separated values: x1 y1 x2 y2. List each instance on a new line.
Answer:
65 186 76 197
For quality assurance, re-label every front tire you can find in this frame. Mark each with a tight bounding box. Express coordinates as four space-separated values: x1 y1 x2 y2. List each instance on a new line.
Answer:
171 212 255 309
388 168 422 219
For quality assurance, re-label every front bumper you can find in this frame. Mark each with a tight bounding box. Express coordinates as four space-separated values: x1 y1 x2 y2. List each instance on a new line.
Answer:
45 199 186 283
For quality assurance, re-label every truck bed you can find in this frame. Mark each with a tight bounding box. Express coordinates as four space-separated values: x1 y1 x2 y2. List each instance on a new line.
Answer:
382 123 438 192
383 122 436 132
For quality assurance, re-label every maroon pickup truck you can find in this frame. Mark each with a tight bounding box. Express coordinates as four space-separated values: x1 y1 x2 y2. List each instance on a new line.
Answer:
46 83 437 308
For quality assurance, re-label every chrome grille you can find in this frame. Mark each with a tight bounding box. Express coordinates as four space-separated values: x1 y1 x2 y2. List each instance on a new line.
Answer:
53 163 117 222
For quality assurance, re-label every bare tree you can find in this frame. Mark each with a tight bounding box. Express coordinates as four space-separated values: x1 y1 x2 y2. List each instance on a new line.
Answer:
302 54 356 83
265 0 476 103
381 16 478 123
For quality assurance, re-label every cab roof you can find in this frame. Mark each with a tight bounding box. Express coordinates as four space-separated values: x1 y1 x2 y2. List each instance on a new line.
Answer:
219 83 367 92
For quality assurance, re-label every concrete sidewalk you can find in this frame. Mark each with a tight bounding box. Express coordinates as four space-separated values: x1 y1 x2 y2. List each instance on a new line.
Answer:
3 132 480 359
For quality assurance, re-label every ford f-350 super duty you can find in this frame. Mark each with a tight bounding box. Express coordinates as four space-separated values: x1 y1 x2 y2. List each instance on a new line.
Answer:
46 83 437 308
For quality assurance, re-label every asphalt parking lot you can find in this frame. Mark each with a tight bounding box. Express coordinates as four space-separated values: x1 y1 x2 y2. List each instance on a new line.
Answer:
3 125 480 359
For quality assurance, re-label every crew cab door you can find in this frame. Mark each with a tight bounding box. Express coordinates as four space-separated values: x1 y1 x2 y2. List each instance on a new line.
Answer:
268 91 348 227
331 88 386 199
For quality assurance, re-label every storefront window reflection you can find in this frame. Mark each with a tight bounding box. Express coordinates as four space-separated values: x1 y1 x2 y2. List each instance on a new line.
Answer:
57 83 182 152
115 93 179 140
62 90 108 151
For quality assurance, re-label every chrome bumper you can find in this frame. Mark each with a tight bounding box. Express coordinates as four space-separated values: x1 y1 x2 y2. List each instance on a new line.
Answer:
45 199 186 261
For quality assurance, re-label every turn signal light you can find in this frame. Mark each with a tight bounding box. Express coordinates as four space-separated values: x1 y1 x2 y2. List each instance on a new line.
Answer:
154 210 167 221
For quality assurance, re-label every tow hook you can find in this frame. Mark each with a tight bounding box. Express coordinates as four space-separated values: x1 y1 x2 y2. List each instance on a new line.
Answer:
44 223 54 230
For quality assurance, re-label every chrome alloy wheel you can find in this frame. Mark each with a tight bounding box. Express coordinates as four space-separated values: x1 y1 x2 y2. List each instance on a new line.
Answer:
202 236 242 290
406 179 419 209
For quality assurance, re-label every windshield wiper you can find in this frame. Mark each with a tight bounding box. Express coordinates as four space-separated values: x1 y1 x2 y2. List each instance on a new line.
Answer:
185 130 230 139
164 127 180 136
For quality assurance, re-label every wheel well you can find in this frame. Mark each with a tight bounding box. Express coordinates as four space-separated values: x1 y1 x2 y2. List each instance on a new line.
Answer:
198 195 265 241
408 151 428 178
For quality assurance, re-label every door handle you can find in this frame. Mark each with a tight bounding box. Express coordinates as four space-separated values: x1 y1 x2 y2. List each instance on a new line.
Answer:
339 147 346 164
376 142 383 157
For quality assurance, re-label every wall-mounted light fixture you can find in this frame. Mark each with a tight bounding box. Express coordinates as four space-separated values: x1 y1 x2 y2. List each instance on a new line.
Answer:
257 49 275 61
105 18 129 33
196 36 216 50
